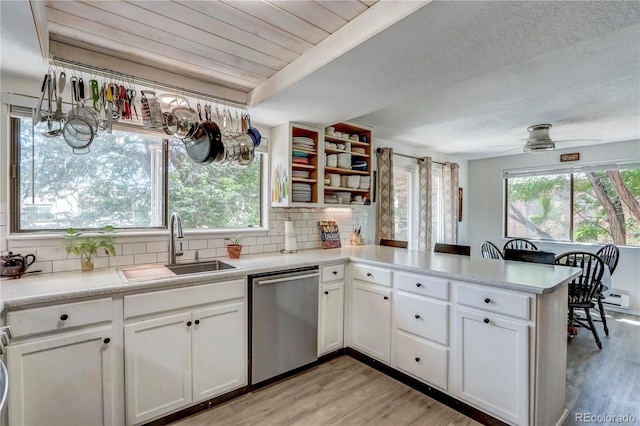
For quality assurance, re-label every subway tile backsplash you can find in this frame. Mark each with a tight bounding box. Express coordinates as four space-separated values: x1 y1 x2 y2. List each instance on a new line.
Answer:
6 207 366 273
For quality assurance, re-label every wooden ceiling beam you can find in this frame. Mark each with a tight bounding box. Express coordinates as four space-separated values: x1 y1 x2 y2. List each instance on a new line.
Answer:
29 0 49 62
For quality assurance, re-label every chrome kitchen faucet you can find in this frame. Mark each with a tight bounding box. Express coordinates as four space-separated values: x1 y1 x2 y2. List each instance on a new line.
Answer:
168 212 184 265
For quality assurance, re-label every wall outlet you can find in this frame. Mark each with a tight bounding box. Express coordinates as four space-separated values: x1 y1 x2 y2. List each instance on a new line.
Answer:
276 220 285 234
363 213 369 224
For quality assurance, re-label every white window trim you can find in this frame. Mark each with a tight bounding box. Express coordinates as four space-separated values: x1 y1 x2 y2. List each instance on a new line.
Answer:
394 157 418 249
432 165 444 245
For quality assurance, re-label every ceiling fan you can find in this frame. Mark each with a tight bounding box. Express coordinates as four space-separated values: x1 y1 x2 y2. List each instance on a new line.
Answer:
522 123 602 153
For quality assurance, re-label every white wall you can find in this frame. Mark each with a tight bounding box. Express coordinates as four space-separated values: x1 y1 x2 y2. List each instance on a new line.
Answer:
468 140 640 312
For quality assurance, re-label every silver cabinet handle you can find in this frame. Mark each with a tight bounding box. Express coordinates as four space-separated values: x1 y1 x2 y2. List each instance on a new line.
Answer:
255 272 319 286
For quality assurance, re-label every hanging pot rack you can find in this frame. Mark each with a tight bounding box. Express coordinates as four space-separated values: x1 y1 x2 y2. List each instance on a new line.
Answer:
50 57 247 110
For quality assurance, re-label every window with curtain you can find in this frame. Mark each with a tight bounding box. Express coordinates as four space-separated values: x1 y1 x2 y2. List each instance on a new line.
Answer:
504 160 640 246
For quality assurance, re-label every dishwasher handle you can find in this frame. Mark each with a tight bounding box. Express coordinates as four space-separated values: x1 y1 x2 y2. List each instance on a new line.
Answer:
254 272 319 286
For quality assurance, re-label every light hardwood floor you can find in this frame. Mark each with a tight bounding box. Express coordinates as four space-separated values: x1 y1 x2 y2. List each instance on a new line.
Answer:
173 310 639 426
172 356 480 426
564 310 640 425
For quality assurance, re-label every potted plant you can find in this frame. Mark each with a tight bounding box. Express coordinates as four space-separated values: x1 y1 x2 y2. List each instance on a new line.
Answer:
225 236 243 259
64 226 116 271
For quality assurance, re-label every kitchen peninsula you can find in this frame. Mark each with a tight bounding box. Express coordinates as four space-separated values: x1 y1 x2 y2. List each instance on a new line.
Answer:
1 246 580 426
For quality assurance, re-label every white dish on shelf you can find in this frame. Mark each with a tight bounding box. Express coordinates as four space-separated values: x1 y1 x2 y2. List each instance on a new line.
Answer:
292 170 310 178
350 201 364 205
347 175 360 188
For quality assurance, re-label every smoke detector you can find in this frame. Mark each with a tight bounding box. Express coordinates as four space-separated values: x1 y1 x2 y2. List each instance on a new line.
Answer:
523 124 555 152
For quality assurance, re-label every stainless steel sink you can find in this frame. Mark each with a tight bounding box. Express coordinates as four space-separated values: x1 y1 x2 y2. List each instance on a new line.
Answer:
166 260 237 275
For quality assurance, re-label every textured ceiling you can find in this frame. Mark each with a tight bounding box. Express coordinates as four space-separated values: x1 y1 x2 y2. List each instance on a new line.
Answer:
250 1 640 158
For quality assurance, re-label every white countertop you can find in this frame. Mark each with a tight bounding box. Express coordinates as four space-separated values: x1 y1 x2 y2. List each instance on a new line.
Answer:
1 246 580 310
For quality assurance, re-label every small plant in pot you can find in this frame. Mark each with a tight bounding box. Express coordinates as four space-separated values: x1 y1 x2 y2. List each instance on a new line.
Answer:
64 226 116 271
225 236 243 259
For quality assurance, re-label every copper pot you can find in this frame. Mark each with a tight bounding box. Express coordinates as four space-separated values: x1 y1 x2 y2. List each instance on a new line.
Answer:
1 252 36 279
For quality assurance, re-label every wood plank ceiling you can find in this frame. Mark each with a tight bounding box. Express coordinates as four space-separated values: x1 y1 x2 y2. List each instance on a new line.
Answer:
44 0 378 92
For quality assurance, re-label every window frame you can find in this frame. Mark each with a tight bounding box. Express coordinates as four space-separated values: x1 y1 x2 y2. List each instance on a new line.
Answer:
503 160 640 246
9 111 268 236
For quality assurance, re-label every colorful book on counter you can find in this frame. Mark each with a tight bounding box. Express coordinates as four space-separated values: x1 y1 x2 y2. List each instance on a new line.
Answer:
318 220 341 249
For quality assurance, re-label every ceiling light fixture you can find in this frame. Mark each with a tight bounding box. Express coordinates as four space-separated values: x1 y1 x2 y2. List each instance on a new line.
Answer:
523 123 556 153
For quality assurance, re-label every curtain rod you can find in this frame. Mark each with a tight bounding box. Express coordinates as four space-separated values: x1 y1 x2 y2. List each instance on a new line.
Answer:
376 148 446 166
50 57 247 109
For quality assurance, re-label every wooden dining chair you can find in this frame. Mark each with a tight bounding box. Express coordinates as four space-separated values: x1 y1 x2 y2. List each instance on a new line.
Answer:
379 239 408 249
593 244 620 336
556 251 606 349
504 248 555 265
503 238 538 252
434 243 471 256
480 241 503 259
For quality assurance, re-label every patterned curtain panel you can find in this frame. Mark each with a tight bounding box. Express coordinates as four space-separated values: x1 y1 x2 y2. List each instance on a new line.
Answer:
417 157 432 251
376 147 394 243
442 162 459 243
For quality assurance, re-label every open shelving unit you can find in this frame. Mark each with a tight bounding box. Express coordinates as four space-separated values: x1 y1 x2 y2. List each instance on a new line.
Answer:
323 122 372 206
270 121 373 207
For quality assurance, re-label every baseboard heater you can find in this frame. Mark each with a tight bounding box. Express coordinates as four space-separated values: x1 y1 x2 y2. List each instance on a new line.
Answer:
602 289 630 310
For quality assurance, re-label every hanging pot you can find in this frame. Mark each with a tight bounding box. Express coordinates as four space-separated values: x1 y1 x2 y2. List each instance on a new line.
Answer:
246 113 262 146
184 121 222 164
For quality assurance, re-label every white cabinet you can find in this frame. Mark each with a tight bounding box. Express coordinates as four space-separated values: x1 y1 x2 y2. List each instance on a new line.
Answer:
351 281 391 363
124 312 192 424
393 271 450 391
6 299 117 426
192 303 246 401
454 308 529 426
318 264 345 356
124 280 247 425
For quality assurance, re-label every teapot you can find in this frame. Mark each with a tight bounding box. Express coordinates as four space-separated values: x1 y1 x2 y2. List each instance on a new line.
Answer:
1 252 36 279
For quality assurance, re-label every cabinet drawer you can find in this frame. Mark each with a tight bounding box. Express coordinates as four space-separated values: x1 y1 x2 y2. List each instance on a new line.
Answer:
395 293 448 345
351 264 391 287
125 279 245 319
394 331 448 391
321 264 345 283
7 298 112 338
457 283 531 320
395 271 448 300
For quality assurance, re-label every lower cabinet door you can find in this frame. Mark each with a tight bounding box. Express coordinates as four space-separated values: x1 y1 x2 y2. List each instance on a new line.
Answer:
351 281 391 363
394 331 448 391
455 308 529 426
192 301 247 403
7 327 115 426
318 282 344 356
125 312 192 425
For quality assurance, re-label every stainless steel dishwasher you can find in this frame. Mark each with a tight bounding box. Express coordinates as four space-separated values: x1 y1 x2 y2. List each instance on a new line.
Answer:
250 266 319 385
